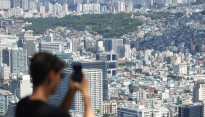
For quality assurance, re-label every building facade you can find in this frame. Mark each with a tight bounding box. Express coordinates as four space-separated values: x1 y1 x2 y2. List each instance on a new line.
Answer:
9 73 32 99
72 60 108 101
103 102 117 114
72 69 103 114
96 51 118 76
3 46 27 74
179 104 204 117
1 64 10 80
193 84 205 103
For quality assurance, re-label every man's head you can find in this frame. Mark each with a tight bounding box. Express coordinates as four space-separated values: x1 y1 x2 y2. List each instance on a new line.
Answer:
30 52 65 94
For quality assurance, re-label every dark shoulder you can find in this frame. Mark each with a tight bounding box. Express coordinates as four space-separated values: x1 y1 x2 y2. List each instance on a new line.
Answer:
16 97 70 117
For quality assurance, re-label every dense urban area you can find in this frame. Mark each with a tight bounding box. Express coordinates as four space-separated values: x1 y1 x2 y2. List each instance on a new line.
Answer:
1 0 205 117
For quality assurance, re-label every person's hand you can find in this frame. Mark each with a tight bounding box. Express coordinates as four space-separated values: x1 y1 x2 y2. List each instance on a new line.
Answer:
71 74 90 97
69 75 77 92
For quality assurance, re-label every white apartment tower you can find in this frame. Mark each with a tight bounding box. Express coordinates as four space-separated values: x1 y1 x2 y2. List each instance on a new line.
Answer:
73 69 103 114
77 4 83 12
49 68 103 114
21 0 29 10
124 44 131 59
62 3 68 12
0 0 11 9
117 0 125 13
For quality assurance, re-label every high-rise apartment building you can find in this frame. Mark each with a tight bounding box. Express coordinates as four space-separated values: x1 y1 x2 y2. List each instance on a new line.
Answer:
3 46 27 74
77 4 83 12
117 0 125 13
45 2 53 12
0 0 11 9
53 2 62 13
9 73 32 99
101 5 107 13
193 84 205 103
72 60 108 101
72 69 103 114
29 0 37 10
96 51 118 76
49 68 103 114
21 0 29 10
11 0 21 8
62 3 68 12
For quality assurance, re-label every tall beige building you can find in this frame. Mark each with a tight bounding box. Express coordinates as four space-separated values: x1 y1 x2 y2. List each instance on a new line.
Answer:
193 84 205 103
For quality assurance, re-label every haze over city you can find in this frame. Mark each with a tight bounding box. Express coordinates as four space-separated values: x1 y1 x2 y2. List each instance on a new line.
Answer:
1 0 205 117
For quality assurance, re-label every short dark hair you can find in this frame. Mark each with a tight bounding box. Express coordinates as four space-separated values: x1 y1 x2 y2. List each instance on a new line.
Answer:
30 52 65 87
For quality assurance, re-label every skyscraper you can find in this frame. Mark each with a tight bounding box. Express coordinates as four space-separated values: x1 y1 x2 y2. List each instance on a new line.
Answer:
72 60 108 101
3 46 27 74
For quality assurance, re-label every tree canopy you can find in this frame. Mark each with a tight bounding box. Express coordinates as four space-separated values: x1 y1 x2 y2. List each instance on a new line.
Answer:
21 12 182 38
22 13 143 38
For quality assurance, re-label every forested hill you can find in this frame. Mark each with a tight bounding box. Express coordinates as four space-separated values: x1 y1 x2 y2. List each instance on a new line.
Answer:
22 12 182 38
23 13 143 38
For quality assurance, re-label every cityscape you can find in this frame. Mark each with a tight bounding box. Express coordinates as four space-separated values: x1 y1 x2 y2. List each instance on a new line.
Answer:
1 0 205 117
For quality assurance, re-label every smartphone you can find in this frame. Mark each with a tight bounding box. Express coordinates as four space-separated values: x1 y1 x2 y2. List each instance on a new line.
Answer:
73 65 82 82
